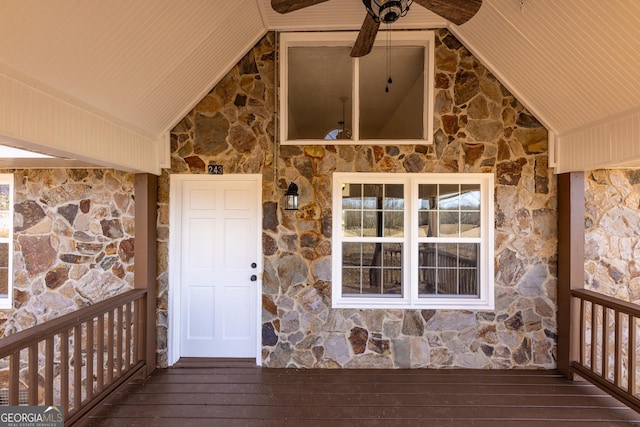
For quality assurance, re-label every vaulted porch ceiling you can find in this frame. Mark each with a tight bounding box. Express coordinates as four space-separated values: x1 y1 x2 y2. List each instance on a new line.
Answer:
0 0 638 173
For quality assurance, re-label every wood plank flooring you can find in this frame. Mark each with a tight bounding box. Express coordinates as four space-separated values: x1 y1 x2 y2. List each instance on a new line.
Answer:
82 358 640 427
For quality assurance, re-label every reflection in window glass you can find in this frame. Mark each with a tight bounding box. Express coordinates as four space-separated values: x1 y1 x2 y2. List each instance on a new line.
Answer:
418 242 479 296
342 242 403 296
287 46 353 140
418 183 481 238
0 176 12 306
342 184 404 238
359 46 424 139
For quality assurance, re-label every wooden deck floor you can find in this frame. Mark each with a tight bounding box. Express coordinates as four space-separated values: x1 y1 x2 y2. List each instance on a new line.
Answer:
82 358 640 427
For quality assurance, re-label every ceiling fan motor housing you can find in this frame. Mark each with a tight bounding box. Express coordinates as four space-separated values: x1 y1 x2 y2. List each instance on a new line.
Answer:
363 0 413 24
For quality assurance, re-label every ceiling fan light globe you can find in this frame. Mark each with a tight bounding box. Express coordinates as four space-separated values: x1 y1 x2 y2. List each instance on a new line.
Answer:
362 0 412 24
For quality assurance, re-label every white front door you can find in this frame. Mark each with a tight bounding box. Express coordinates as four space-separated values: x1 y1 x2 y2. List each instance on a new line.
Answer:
172 175 261 359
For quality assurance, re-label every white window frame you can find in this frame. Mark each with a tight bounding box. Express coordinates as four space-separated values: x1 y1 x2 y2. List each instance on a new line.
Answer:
0 174 13 310
332 172 494 310
279 31 435 145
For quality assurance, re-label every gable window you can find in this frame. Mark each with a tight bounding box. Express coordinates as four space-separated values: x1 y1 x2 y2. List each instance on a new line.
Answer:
0 174 13 310
332 173 494 310
280 31 434 145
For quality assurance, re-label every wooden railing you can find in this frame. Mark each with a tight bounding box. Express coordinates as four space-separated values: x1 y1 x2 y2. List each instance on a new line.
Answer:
571 288 640 412
0 289 148 425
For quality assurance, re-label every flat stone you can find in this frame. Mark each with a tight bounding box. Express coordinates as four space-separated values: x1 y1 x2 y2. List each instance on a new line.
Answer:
454 70 479 105
263 201 278 232
14 201 46 232
402 311 424 336
44 264 69 289
118 238 134 263
426 311 477 331
263 233 277 256
348 326 368 354
368 336 390 355
18 235 57 275
262 322 278 346
324 334 351 365
57 204 78 226
504 311 524 331
194 112 230 156
228 124 256 153
344 353 393 368
278 254 309 292
184 156 205 172
512 336 531 365
403 153 425 172
100 219 123 239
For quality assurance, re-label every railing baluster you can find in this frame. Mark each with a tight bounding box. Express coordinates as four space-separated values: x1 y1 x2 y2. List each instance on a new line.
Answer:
579 299 585 365
631 315 637 396
97 313 105 393
74 324 82 410
45 337 54 405
614 310 621 387
60 330 69 414
9 350 20 406
116 306 124 377
602 307 609 379
125 302 132 370
591 303 598 372
133 299 140 364
86 319 94 400
107 310 114 384
28 344 38 405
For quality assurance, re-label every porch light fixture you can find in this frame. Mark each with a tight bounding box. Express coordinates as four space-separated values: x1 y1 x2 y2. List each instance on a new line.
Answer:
362 0 413 24
285 182 299 210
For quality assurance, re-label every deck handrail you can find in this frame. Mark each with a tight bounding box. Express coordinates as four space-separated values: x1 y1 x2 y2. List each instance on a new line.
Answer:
571 288 640 412
0 288 148 426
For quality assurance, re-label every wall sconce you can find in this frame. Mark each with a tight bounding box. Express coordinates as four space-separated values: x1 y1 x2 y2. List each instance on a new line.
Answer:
285 182 299 210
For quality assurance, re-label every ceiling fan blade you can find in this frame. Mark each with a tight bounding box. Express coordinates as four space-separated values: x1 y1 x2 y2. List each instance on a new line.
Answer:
271 0 330 14
351 14 380 57
413 0 482 25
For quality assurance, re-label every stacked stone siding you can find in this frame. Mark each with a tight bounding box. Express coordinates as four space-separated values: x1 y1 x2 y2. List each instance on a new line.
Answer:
0 169 135 337
162 29 557 369
585 169 640 303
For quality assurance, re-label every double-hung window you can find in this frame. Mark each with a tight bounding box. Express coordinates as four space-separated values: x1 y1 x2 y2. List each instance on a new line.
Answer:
332 172 494 310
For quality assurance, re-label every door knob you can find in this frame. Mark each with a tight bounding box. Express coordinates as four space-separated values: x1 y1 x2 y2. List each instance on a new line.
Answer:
250 275 257 281
251 262 257 268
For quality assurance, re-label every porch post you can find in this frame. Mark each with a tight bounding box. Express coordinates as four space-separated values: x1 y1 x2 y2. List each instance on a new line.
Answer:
557 172 584 377
134 173 158 376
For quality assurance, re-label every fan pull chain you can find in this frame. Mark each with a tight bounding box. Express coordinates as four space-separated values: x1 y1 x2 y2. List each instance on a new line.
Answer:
385 26 392 93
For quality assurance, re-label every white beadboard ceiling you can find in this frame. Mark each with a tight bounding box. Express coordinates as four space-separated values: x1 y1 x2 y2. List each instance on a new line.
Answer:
0 0 638 172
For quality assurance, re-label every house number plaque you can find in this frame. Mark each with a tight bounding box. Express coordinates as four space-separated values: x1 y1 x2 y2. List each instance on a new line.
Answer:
208 164 223 175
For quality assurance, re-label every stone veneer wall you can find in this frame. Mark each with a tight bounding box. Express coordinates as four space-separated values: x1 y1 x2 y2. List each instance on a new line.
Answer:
0 169 135 337
160 30 557 369
585 169 640 303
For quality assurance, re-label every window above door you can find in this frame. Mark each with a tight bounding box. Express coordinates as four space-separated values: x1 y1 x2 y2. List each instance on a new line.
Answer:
279 31 435 145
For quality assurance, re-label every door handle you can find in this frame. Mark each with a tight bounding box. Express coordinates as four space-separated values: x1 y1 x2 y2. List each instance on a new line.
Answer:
250 275 257 282
251 262 257 268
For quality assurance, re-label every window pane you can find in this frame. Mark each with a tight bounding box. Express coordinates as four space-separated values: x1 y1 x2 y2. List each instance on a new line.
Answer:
363 184 382 208
0 243 8 296
460 212 481 237
0 212 9 238
343 242 403 296
383 184 403 208
384 211 403 237
439 184 460 210
439 211 459 237
359 46 424 139
418 243 479 296
362 211 380 236
0 184 9 210
343 211 362 237
460 184 481 210
287 46 353 140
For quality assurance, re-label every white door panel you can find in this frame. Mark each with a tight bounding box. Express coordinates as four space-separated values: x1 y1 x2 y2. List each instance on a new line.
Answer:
176 177 260 358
